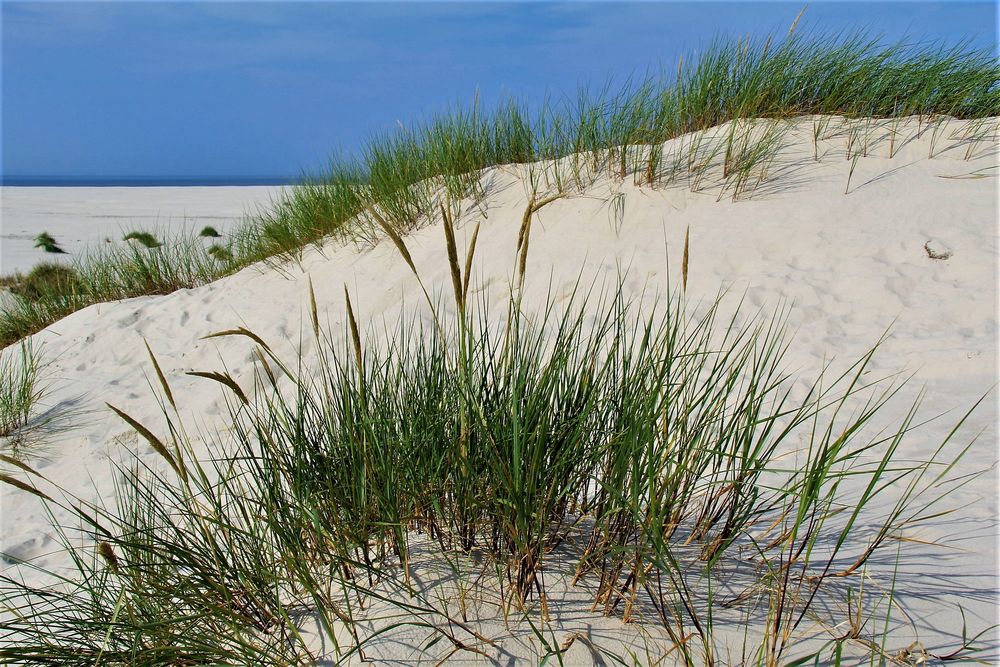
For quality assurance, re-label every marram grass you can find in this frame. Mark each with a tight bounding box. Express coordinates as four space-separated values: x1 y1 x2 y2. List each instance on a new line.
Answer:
0 283 989 664
0 339 45 440
0 232 223 346
0 26 996 662
1 28 998 346
0 202 993 662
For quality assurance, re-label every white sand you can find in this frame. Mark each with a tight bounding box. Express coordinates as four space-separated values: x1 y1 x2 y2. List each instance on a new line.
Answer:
0 186 286 275
1 117 997 662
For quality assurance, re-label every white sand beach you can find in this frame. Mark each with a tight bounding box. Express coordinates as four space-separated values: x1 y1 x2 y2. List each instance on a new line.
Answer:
1 186 286 275
1 117 997 663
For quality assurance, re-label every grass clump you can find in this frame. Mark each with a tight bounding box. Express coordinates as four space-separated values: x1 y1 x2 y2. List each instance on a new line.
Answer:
0 210 989 664
32 232 65 254
82 234 216 297
206 244 233 262
198 225 221 238
0 234 222 346
0 340 44 440
4 263 84 302
0 265 89 347
0 287 986 664
122 231 162 248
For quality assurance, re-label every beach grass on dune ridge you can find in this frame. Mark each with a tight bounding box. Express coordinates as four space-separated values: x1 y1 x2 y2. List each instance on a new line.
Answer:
0 28 997 347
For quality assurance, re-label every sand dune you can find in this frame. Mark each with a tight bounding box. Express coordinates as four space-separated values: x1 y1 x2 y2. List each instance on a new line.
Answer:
1 117 997 662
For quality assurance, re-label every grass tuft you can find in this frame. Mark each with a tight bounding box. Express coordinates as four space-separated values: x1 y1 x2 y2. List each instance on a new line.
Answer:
0 340 45 441
0 272 988 662
2 264 83 302
207 244 233 262
122 231 162 248
32 232 66 254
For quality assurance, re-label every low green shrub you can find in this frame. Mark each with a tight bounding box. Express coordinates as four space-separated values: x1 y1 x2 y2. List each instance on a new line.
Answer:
6 263 84 302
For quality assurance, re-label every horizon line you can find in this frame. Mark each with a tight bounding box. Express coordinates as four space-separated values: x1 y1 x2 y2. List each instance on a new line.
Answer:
1 175 304 187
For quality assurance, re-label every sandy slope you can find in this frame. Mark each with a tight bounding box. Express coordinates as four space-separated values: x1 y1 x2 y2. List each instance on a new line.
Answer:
1 117 997 662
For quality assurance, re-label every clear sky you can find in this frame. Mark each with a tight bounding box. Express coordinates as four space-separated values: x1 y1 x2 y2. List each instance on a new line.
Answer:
2 2 996 181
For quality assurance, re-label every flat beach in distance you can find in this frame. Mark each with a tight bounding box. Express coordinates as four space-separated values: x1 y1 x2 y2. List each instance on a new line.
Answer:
1 186 285 275
1 4 998 665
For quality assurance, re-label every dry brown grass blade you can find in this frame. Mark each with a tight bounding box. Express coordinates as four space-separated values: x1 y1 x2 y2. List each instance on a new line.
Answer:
515 192 566 290
202 326 297 382
106 403 184 479
682 225 690 292
254 347 277 388
369 207 417 275
788 6 805 37
517 218 533 291
462 220 482 305
516 192 565 252
761 34 773 59
0 453 46 479
308 276 320 340
344 286 366 401
98 541 121 574
888 533 954 548
515 197 534 258
144 340 175 409
367 204 449 340
441 202 465 315
0 473 54 503
514 199 535 290
559 632 582 652
202 327 274 354
185 371 250 406
531 191 567 213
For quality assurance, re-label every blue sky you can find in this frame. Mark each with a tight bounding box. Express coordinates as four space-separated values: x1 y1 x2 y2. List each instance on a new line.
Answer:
2 2 996 181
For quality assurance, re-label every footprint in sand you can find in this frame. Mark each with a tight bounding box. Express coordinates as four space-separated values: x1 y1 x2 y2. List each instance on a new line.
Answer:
117 310 140 327
1 533 53 564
